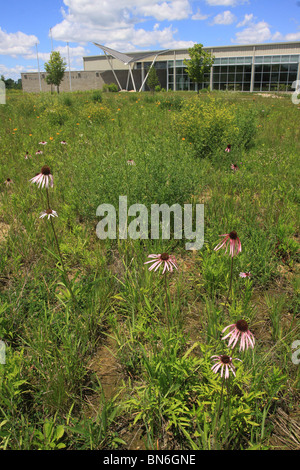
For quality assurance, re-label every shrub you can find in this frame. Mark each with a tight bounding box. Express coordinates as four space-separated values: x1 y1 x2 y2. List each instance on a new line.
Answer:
79 102 111 124
92 90 103 102
172 97 239 157
157 95 183 110
172 96 257 157
41 102 70 126
61 94 73 107
102 83 118 93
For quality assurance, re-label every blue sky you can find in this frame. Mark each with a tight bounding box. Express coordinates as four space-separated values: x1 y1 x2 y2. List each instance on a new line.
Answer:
1 0 300 80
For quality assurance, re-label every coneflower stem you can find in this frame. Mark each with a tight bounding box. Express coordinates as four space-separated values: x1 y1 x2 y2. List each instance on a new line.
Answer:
226 256 234 303
164 274 170 332
46 188 78 309
214 376 225 449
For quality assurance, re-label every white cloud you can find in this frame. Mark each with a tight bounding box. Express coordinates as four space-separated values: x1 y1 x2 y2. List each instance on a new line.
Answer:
236 13 254 28
272 31 284 41
22 45 88 65
105 26 195 51
0 64 38 81
233 16 300 44
51 0 195 51
205 0 247 6
0 27 39 57
138 0 191 21
233 20 276 44
60 0 191 26
211 10 236 25
285 31 300 41
192 9 209 20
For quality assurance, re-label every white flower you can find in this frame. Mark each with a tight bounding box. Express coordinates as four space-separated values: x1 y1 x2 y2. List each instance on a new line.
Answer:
39 209 58 220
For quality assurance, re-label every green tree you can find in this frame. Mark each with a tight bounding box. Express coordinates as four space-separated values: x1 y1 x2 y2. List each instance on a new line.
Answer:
0 75 22 90
44 51 67 94
184 44 214 93
146 65 160 94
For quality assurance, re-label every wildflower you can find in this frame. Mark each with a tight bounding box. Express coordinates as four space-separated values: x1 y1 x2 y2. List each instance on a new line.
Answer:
222 320 255 351
60 141 67 145
49 137 53 141
35 150 43 155
211 354 241 379
29 134 32 136
39 208 58 220
231 164 239 171
144 253 178 274
225 145 231 152
4 178 13 186
39 141 47 145
214 231 242 257
239 271 251 278
127 159 135 165
30 165 53 189
24 151 31 159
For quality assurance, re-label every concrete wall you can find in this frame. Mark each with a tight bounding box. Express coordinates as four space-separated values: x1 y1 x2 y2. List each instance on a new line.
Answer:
21 68 167 93
21 71 105 93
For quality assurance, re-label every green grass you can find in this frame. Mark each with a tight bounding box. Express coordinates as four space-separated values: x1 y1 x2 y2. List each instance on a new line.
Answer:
0 89 299 450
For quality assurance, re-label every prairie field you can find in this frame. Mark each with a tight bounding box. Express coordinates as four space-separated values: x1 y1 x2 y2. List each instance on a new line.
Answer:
0 88 299 450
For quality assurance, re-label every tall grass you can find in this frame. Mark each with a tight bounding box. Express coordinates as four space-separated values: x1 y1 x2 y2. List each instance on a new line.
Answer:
0 89 299 450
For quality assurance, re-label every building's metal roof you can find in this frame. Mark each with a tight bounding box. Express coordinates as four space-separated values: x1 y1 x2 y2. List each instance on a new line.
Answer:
93 43 169 64
83 41 300 61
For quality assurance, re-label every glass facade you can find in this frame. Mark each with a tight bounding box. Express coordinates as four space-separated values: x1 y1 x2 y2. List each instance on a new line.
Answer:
167 59 210 91
213 60 252 91
253 55 298 92
136 54 299 92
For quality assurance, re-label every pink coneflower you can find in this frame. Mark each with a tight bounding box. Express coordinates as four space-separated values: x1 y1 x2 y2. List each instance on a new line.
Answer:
4 178 13 186
225 145 231 152
127 159 136 165
214 231 242 257
144 253 178 274
211 354 241 379
35 150 43 155
222 320 255 351
239 271 251 278
30 165 53 189
39 141 47 145
39 208 58 220
24 151 32 159
231 163 239 171
60 141 67 145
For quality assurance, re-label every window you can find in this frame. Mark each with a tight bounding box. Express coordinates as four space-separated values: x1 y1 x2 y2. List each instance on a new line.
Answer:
289 63 298 72
263 56 272 63
271 56 281 63
279 72 288 83
280 55 290 62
